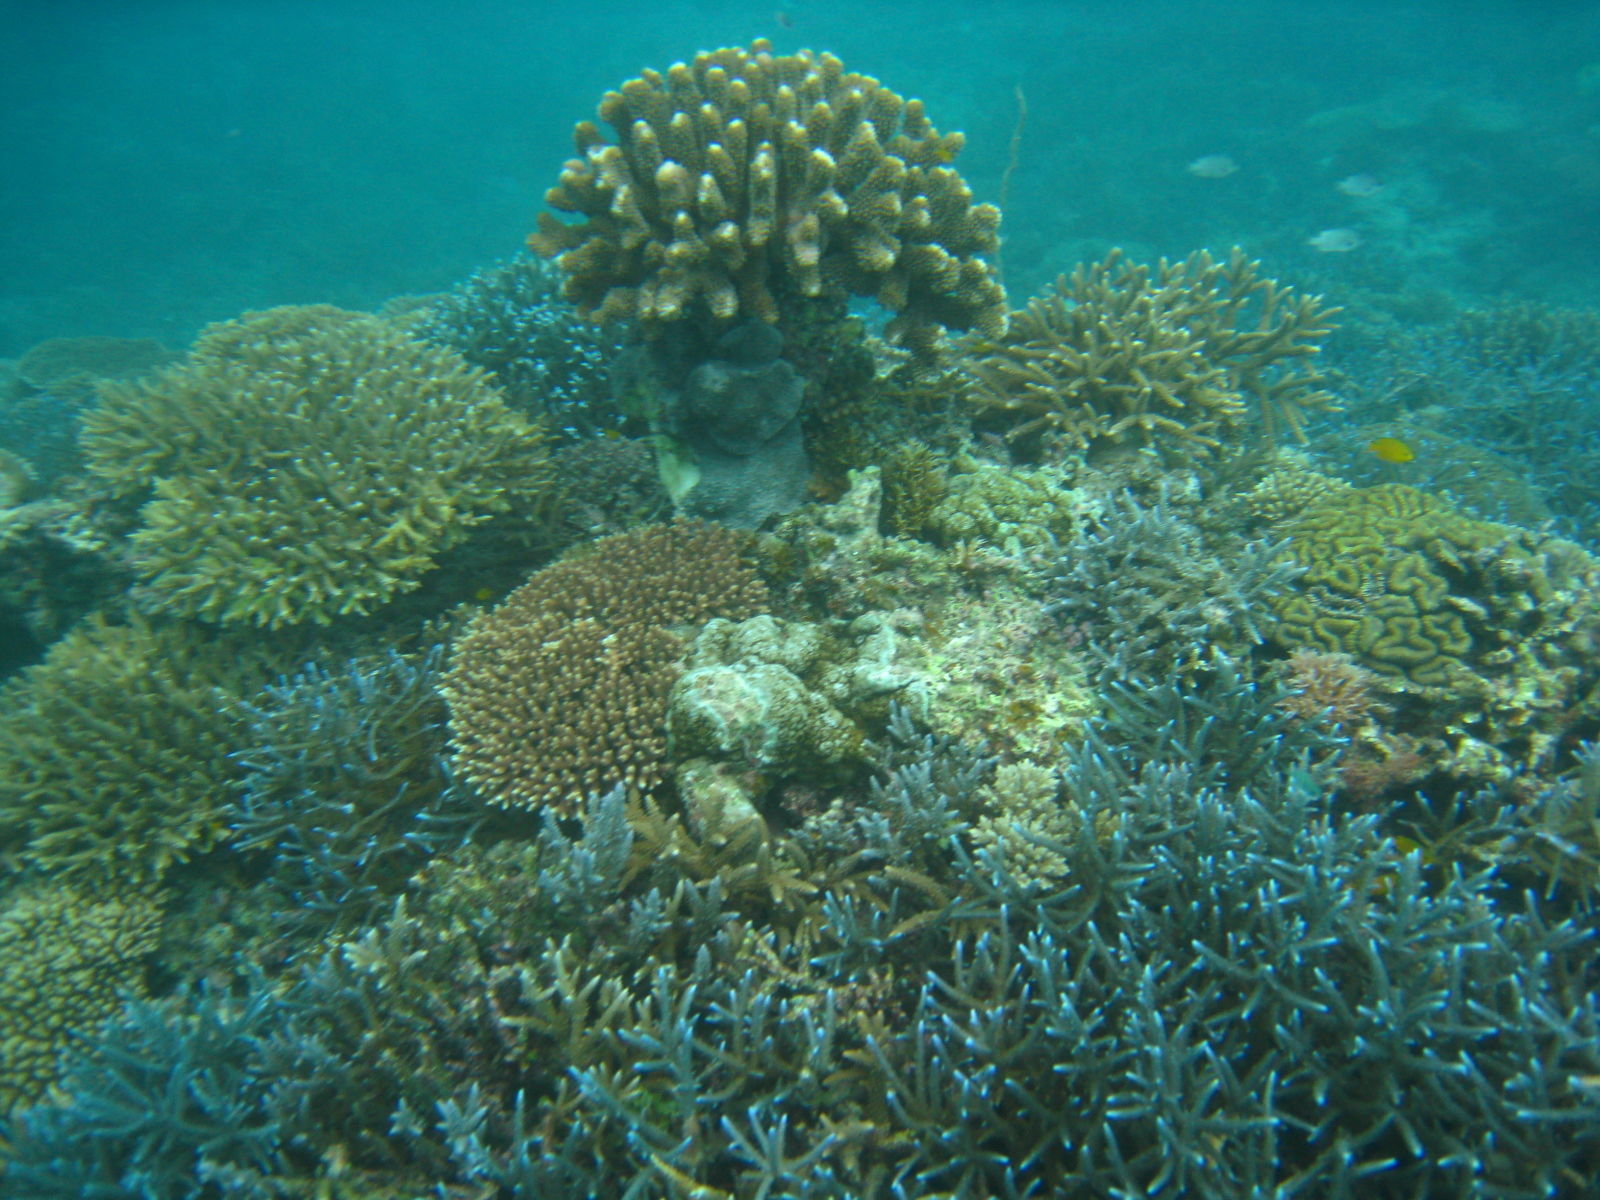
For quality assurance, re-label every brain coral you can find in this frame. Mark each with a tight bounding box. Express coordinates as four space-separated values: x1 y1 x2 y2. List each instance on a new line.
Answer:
442 520 769 815
81 305 551 628
1271 484 1572 687
0 881 162 1114
966 247 1338 454
530 38 1006 346
0 617 282 882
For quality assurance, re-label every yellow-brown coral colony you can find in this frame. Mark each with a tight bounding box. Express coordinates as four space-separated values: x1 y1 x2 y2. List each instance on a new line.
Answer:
530 39 1006 345
441 520 768 815
81 305 550 628
965 247 1338 453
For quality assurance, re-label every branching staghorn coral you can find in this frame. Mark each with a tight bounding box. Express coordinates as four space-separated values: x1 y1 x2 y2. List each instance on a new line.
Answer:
9 672 1600 1197
967 246 1339 454
81 305 552 628
228 646 474 938
418 254 628 440
530 39 1006 346
442 520 769 815
1042 482 1303 681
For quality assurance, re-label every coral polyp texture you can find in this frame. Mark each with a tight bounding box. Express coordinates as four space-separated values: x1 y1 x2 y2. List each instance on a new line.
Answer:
442 520 769 815
0 881 162 1114
529 38 1006 345
80 305 551 628
0 617 283 882
966 247 1339 454
1270 483 1592 687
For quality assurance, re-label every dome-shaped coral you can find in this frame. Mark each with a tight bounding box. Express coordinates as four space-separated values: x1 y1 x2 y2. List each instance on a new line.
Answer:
81 305 552 628
531 39 1006 346
442 520 769 815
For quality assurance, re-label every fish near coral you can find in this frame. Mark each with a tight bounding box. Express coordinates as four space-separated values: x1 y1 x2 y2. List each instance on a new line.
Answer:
1368 436 1416 464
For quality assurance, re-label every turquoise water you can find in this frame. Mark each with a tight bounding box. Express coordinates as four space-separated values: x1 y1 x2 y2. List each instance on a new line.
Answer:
3 3 1600 1196
3 0 1597 352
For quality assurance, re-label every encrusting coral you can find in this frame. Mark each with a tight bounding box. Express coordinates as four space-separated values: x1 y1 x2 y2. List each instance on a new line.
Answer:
966 246 1338 454
81 305 551 628
530 38 1006 346
442 520 769 815
0 881 162 1115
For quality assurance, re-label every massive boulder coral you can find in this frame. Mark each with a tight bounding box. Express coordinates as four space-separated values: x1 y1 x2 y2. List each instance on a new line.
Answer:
530 38 1006 346
441 520 768 815
81 305 551 628
966 247 1338 455
1270 483 1600 778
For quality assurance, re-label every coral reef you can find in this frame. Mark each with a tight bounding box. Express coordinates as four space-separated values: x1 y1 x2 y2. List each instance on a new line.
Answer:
80 305 552 627
1269 483 1600 786
667 611 931 826
0 881 162 1115
418 254 627 439
1272 483 1589 685
1043 481 1302 680
9 668 1600 1198
530 39 1006 346
1234 454 1353 527
1331 299 1600 540
1 976 290 1197
228 646 474 938
14 335 175 395
921 452 1086 551
966 247 1339 455
442 520 769 815
968 759 1080 889
0 617 284 883
0 497 128 674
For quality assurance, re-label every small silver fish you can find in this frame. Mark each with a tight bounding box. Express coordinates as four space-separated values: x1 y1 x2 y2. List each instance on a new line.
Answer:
1187 154 1238 178
1336 173 1384 197
1308 227 1362 252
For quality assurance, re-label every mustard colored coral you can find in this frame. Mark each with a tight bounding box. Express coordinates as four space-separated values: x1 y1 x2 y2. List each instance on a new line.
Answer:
442 520 769 815
1273 484 1563 686
530 39 1005 345
81 305 551 628
966 247 1338 454
0 881 161 1114
0 617 281 882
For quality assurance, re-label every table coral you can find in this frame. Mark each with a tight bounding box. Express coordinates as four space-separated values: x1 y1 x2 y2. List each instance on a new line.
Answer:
530 38 1006 347
441 520 768 815
81 305 552 628
0 881 161 1114
966 247 1338 455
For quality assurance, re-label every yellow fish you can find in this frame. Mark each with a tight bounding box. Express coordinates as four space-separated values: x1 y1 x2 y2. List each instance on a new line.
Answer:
1368 437 1416 464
